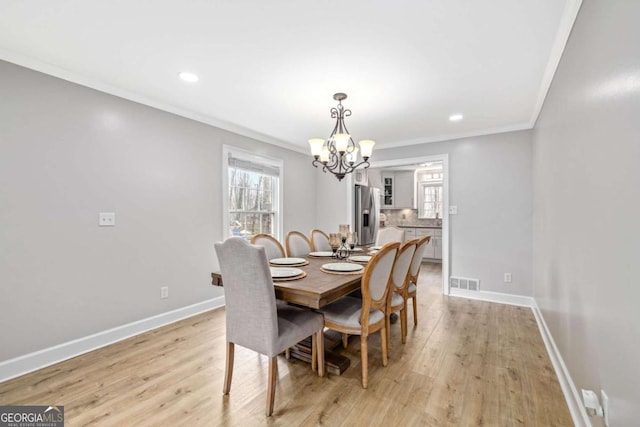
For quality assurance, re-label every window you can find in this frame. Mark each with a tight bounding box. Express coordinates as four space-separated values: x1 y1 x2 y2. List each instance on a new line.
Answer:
418 183 443 219
223 146 283 240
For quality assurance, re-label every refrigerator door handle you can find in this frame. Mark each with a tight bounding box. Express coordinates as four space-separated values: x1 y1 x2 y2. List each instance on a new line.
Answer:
370 190 377 239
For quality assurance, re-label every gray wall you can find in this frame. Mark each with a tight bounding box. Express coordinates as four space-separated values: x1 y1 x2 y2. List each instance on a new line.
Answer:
0 60 317 362
369 130 533 296
532 0 640 424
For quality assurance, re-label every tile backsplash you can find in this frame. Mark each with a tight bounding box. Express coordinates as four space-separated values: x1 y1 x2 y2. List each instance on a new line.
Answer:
381 209 441 227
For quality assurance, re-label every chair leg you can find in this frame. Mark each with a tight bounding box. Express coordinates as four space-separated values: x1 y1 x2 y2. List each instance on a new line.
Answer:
311 333 317 372
381 327 388 367
316 329 325 377
361 335 369 389
385 314 391 350
223 342 234 395
266 356 277 416
285 348 290 360
412 296 418 325
342 333 349 348
401 307 408 344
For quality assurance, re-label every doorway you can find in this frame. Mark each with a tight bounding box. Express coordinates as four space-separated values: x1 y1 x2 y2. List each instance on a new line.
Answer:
350 154 450 295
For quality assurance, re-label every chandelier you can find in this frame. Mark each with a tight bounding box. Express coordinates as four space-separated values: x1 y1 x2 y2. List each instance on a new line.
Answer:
308 93 375 181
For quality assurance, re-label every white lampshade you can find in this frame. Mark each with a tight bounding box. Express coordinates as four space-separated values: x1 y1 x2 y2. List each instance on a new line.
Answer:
345 147 359 164
333 133 350 153
358 140 375 158
308 138 325 157
320 146 330 163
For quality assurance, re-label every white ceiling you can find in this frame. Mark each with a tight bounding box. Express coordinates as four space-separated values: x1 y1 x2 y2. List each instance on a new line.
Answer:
0 0 581 153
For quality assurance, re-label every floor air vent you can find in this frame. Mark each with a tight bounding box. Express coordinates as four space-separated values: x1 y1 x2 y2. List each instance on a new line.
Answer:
450 276 480 291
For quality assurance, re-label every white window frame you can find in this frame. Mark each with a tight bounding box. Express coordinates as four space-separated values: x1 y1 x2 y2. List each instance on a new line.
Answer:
222 145 284 241
417 182 444 219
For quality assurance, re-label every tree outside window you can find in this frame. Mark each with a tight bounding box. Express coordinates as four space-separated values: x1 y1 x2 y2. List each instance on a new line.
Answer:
224 147 282 240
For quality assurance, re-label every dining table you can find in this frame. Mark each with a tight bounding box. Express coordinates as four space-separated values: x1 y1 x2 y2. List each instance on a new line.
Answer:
211 250 375 375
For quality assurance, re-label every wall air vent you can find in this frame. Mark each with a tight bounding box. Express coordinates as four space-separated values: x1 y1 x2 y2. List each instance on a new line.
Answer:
449 276 480 291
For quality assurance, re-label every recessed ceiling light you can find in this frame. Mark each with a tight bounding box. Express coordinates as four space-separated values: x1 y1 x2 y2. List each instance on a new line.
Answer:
449 114 463 121
178 72 199 83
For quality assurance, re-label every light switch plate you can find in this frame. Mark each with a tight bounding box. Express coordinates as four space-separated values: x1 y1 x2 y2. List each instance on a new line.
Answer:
449 205 458 215
99 212 116 226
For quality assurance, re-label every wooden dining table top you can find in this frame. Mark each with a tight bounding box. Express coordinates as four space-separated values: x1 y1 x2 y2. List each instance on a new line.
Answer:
211 255 366 309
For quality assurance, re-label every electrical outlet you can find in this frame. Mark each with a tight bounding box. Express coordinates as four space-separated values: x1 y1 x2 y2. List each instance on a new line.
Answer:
582 389 603 417
99 212 116 226
601 389 609 426
504 273 512 283
160 286 169 299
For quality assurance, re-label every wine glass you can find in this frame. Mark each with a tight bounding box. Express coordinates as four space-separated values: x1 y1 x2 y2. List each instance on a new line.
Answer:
347 232 358 250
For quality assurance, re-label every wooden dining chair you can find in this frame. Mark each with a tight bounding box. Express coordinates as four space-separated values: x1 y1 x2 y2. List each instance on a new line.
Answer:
251 233 286 260
376 226 406 246
386 239 418 345
407 235 431 326
318 241 400 389
215 237 325 416
285 231 313 257
309 229 332 252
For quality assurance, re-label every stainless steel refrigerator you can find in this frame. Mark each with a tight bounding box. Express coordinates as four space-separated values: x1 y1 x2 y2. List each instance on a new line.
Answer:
354 185 380 247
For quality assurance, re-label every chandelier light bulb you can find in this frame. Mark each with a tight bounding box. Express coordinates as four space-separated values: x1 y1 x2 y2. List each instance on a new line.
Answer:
346 147 359 164
308 138 325 158
333 133 350 153
358 140 375 159
320 146 330 163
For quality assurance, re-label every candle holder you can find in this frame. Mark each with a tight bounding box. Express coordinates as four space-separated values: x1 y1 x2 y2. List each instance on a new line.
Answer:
336 236 351 260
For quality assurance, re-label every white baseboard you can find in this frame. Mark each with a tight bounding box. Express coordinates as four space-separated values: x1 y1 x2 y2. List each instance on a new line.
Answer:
449 288 535 307
0 297 225 383
531 301 591 427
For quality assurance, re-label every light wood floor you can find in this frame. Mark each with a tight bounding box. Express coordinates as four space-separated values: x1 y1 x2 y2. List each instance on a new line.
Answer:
0 263 572 426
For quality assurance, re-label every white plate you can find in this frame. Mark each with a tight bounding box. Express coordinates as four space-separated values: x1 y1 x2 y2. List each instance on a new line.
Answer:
349 255 372 263
322 263 364 272
270 257 306 265
309 251 334 257
270 267 304 278
350 247 365 252
370 246 383 250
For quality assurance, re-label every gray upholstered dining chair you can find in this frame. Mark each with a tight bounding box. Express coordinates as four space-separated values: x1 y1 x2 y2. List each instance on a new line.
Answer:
285 231 313 257
310 229 332 252
407 235 431 326
376 226 406 246
386 239 418 345
317 241 400 389
251 233 286 260
214 237 325 416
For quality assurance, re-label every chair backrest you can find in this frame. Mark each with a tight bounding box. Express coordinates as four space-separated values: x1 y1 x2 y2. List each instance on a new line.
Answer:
215 237 279 356
391 239 419 294
250 234 285 260
376 227 406 246
285 231 312 257
310 229 332 252
409 235 431 283
360 242 400 323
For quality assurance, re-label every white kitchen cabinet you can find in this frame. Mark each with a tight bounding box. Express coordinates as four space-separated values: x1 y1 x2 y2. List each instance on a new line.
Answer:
403 228 416 241
367 168 382 189
433 236 442 259
382 172 394 208
393 171 414 209
415 228 442 260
